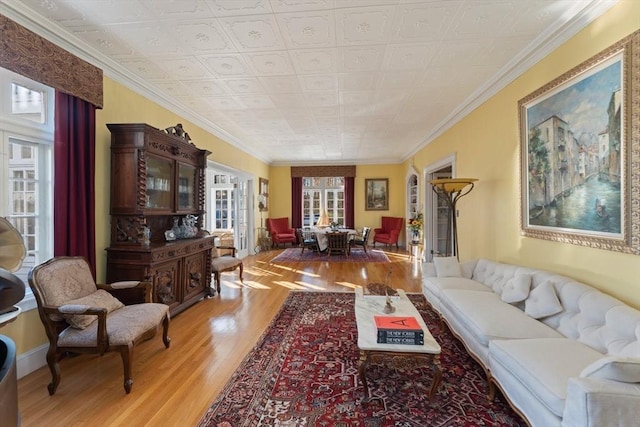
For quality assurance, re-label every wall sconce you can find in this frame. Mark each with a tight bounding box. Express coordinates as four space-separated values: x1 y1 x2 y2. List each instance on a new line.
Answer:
429 178 478 259
257 193 267 227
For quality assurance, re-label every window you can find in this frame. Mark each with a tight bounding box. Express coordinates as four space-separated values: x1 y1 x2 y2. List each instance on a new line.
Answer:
208 172 235 231
1 68 54 308
302 177 344 226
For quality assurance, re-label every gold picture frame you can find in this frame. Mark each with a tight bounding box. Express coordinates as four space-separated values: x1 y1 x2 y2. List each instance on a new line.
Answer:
519 30 640 254
365 178 389 211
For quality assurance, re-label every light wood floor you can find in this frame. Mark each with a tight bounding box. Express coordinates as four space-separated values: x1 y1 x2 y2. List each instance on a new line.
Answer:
17 246 423 427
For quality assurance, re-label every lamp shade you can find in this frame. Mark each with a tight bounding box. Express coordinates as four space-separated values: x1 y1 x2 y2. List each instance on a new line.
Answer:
316 210 330 227
0 217 26 315
429 178 478 193
0 218 26 273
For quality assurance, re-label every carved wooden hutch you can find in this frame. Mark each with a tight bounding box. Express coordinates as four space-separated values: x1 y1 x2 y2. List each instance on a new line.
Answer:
106 123 215 316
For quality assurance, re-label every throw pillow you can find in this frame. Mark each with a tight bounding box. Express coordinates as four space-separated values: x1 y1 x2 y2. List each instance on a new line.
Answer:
524 280 563 319
61 289 124 329
501 274 532 304
433 256 462 278
580 356 640 383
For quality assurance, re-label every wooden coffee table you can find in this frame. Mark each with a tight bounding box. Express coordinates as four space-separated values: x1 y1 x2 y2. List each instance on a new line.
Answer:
354 288 442 401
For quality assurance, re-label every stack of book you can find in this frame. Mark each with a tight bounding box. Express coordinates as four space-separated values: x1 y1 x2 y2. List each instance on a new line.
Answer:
374 316 424 345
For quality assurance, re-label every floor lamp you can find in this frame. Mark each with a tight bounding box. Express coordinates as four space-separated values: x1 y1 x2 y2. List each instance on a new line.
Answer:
429 178 478 260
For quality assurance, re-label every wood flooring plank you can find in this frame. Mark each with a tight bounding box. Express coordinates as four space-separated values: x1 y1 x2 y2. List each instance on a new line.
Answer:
17 247 421 427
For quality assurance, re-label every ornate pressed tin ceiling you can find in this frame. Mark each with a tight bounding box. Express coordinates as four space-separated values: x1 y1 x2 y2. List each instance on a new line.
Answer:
1 0 617 164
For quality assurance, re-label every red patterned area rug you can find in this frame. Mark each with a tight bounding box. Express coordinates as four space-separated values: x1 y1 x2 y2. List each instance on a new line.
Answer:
198 292 526 427
271 247 390 263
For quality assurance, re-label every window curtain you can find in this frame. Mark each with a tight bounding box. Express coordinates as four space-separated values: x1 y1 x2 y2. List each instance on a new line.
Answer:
344 177 354 228
291 177 303 228
54 91 97 277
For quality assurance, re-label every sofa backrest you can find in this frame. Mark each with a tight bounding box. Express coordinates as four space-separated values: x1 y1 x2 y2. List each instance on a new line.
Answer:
470 258 537 291
530 271 640 357
471 258 640 357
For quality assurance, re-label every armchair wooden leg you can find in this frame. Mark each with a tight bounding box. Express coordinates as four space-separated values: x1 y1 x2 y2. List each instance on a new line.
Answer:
238 263 244 283
46 348 61 395
162 314 171 348
120 344 134 394
213 272 221 295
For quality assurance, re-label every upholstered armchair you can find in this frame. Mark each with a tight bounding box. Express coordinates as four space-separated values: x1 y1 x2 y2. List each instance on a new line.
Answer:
266 217 296 248
210 243 243 295
372 216 404 248
28 256 170 395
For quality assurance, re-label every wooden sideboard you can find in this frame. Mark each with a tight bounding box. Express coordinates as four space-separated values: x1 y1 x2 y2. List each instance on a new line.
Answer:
106 123 213 315
106 236 215 316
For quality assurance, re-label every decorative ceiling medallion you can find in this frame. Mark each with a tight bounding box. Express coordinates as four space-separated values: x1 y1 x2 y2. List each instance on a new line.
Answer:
357 22 370 33
248 30 262 40
96 38 112 49
195 33 209 43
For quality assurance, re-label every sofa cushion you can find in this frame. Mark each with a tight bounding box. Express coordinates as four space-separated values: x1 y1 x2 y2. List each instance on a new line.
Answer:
501 273 532 304
434 256 462 277
439 290 562 346
60 289 124 329
525 280 563 319
212 255 242 271
580 356 640 383
489 338 604 417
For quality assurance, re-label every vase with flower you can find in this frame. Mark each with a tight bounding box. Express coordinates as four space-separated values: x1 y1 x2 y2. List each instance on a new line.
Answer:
408 212 423 243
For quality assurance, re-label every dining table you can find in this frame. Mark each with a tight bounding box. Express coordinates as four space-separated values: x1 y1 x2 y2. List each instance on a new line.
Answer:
309 227 358 251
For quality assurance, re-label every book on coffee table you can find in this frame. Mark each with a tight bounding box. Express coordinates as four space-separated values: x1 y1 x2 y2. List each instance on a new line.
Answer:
374 316 424 345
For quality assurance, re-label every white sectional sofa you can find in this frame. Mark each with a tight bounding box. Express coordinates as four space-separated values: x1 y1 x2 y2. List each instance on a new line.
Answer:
422 257 640 427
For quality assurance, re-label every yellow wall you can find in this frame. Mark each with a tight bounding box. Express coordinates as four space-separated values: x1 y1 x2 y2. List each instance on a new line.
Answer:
407 0 640 308
4 77 270 356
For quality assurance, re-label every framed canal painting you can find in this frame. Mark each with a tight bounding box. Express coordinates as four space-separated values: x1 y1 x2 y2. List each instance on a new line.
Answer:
519 30 640 254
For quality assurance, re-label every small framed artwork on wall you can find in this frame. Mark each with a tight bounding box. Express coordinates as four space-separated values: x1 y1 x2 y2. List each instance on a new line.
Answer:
365 178 389 211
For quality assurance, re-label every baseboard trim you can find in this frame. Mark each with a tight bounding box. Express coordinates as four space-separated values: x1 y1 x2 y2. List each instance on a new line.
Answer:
17 343 47 379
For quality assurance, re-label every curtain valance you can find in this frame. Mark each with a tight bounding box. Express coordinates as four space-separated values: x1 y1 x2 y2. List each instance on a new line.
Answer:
291 165 356 178
0 14 103 108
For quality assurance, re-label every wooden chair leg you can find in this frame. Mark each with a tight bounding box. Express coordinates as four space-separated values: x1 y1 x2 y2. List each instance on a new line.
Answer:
120 344 134 394
162 314 171 348
46 348 61 395
214 272 221 294
238 263 244 282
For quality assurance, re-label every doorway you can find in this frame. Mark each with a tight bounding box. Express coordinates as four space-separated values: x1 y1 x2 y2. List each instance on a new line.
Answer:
424 156 455 261
205 162 253 258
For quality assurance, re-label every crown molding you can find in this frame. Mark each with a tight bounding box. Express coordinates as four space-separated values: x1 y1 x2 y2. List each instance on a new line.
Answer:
402 0 619 163
0 1 273 164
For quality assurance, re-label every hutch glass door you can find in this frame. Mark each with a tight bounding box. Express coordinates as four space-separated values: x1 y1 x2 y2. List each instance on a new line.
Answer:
178 163 195 210
146 156 172 210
